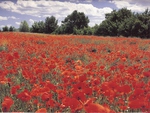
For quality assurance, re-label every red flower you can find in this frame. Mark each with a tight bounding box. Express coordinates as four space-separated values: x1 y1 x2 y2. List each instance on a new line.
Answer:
17 89 31 102
7 53 13 61
2 97 14 112
11 85 20 95
79 74 87 82
143 71 150 77
46 99 59 108
41 92 52 101
84 103 110 113
45 81 56 92
62 97 82 112
129 99 143 109
118 85 131 94
35 108 47 113
83 87 93 96
13 52 20 59
73 90 86 102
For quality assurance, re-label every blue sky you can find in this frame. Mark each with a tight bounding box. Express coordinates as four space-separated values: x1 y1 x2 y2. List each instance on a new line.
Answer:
0 0 150 29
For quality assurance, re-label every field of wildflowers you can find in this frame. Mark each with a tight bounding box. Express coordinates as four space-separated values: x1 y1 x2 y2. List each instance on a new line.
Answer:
0 32 150 112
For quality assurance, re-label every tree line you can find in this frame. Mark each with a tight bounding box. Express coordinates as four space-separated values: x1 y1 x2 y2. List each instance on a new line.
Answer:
1 8 150 38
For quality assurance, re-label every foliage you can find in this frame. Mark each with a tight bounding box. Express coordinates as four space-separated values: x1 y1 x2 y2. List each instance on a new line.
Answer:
9 26 15 32
44 16 58 34
31 21 45 33
95 8 150 38
61 10 89 34
19 20 30 32
2 26 15 32
2 8 149 38
2 26 9 32
73 26 94 35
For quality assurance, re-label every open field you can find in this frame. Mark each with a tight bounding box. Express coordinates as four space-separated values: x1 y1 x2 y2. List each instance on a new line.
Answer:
0 32 150 112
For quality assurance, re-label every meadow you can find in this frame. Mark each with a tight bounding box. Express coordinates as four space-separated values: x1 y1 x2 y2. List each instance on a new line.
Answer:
0 32 150 112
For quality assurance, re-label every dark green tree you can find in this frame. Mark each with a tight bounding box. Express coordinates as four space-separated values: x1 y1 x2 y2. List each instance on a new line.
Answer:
61 10 89 34
9 26 15 32
19 20 30 32
2 26 9 32
31 22 39 33
118 15 136 37
95 8 150 38
45 16 58 34
54 25 66 34
96 8 134 36
136 9 150 38
31 21 45 33
38 21 45 33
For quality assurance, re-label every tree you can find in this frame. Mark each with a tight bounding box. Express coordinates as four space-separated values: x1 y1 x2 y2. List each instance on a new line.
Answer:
9 26 15 32
96 8 134 36
53 25 65 34
45 16 58 34
95 8 150 38
136 9 150 38
73 26 94 35
118 15 136 37
19 20 30 32
38 21 45 33
31 21 45 33
61 10 89 34
31 22 39 33
2 26 9 32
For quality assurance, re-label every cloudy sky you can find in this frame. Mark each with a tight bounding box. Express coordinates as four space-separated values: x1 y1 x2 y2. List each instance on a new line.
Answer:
0 0 150 29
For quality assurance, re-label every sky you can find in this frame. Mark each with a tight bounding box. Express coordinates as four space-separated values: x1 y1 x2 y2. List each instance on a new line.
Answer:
0 0 150 29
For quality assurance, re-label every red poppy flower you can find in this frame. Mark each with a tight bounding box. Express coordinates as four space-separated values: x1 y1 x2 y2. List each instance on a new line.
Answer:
143 71 150 77
119 105 128 110
119 85 131 94
17 89 31 102
7 53 13 61
129 99 142 109
56 90 67 100
62 97 82 112
72 90 86 102
84 103 110 113
79 74 87 82
35 108 47 113
13 52 20 59
45 81 56 92
46 99 57 108
83 87 93 96
2 97 14 112
11 85 20 95
133 88 145 97
41 92 52 101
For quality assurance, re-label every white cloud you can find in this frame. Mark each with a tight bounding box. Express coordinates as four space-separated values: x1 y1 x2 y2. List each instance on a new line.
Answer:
29 19 35 25
43 15 51 18
111 0 150 12
0 0 149 27
15 22 20 25
125 0 150 6
0 24 11 29
8 16 19 19
0 16 8 21
0 0 113 26
0 25 5 29
6 24 11 28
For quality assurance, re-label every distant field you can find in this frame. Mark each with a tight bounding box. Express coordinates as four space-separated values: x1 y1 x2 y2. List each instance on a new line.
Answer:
0 32 150 112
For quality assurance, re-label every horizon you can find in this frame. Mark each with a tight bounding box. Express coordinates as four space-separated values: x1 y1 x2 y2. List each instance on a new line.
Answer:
0 0 150 29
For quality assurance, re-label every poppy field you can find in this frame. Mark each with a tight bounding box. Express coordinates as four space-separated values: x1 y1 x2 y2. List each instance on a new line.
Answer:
0 32 150 112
